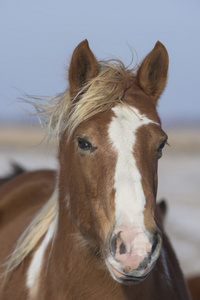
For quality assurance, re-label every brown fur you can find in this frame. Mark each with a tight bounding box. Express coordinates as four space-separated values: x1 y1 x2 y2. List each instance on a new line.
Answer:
0 40 191 299
187 275 200 300
134 123 167 232
136 41 169 105
0 170 55 262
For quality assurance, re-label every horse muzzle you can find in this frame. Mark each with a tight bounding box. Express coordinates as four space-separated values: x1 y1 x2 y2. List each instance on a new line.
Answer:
104 225 162 284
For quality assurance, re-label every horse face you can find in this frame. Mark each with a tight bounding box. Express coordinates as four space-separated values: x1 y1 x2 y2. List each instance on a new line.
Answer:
59 96 167 284
59 39 169 284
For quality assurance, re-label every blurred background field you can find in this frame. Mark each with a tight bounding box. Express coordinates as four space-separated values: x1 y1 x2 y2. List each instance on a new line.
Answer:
0 0 200 281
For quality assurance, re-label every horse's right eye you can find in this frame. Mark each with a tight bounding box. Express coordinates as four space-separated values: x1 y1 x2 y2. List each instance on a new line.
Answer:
77 138 92 151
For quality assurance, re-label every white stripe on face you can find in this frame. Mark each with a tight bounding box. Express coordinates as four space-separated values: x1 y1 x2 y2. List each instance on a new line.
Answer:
108 105 157 229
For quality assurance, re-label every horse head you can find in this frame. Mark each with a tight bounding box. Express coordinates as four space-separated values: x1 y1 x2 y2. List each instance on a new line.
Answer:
58 40 169 284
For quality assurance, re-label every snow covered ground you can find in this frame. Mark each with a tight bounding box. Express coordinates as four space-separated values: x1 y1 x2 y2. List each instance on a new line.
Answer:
0 126 199 278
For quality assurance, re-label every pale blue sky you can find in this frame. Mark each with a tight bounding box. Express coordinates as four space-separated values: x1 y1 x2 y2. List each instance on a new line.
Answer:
1 0 200 126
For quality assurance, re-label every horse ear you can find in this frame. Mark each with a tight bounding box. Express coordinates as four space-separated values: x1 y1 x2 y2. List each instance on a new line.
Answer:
136 41 169 106
68 39 99 98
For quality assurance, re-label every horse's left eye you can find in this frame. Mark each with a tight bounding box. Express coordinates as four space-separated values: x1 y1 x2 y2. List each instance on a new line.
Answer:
77 138 92 151
157 141 166 158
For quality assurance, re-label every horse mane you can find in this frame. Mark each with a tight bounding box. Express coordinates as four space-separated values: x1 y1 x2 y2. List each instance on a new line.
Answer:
2 58 137 277
1 191 58 277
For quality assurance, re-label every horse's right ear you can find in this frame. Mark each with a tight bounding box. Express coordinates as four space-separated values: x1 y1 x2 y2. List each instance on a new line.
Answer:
68 39 99 98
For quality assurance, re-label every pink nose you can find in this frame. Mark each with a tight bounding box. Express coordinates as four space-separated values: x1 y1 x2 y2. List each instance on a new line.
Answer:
110 226 159 274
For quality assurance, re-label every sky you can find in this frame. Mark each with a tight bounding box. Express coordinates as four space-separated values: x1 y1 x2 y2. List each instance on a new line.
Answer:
1 0 200 127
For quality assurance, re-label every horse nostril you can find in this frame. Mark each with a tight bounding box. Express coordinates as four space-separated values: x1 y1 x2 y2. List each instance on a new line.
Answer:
119 241 126 255
110 234 117 256
110 233 127 257
152 233 158 254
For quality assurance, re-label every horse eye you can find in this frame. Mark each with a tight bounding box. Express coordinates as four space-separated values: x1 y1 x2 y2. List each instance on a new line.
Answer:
157 141 166 158
77 138 92 151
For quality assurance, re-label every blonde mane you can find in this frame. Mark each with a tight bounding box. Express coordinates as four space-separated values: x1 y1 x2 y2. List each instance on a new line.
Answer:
1 191 58 278
2 59 137 277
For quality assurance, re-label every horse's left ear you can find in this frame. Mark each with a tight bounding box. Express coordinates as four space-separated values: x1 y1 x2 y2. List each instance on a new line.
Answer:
136 41 169 106
68 39 99 98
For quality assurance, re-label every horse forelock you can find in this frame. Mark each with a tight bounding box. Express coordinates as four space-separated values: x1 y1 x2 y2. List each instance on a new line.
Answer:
28 59 136 141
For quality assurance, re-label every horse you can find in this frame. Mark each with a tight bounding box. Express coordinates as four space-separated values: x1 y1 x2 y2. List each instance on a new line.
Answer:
0 163 25 188
0 40 191 299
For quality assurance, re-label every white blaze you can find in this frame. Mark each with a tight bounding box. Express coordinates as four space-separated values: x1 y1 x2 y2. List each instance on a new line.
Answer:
108 105 156 228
